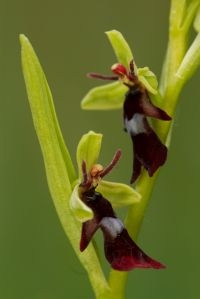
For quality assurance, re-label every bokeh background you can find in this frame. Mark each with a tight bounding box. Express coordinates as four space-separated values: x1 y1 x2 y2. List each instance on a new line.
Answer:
1 0 200 298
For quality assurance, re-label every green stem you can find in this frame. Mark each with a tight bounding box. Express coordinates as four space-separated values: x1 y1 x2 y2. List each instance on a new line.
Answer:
108 271 129 299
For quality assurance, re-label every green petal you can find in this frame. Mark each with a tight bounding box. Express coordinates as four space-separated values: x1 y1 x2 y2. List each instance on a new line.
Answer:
106 30 134 69
96 180 141 208
70 184 93 222
77 131 102 179
138 67 158 95
81 81 127 110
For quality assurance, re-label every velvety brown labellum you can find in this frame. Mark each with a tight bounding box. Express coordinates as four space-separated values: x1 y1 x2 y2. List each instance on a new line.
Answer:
124 85 171 183
80 187 165 271
102 227 165 271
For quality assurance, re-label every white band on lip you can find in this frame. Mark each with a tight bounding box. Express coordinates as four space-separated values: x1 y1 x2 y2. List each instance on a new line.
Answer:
100 217 124 238
125 113 146 135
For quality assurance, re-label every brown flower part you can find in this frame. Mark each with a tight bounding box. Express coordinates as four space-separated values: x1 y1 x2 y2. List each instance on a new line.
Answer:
123 82 171 183
88 61 172 183
79 156 165 271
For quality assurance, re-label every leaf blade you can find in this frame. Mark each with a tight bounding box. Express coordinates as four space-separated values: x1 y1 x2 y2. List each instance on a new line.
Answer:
20 34 109 297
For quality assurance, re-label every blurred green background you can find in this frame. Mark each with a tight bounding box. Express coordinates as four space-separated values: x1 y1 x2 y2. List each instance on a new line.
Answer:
1 0 200 298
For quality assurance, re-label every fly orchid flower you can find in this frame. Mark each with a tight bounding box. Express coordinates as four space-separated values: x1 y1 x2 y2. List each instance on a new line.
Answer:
70 130 141 222
78 154 165 271
87 61 171 183
81 30 172 183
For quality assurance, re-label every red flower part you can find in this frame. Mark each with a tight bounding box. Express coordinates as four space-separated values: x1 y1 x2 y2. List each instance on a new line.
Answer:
111 63 128 79
80 187 165 271
101 218 165 271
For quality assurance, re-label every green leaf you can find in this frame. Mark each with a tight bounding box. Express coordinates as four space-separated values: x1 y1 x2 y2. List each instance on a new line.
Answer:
20 35 76 185
81 81 127 110
20 34 109 297
194 5 200 32
76 131 103 179
20 34 75 190
97 180 141 208
70 184 93 222
105 30 134 69
176 31 200 85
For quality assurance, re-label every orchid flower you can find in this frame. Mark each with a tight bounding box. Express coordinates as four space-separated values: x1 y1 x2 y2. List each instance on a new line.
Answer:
77 151 165 271
70 131 141 224
82 34 172 182
69 131 164 271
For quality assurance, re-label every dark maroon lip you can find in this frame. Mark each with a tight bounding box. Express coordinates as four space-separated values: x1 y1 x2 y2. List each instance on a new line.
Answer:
80 187 165 271
123 84 171 183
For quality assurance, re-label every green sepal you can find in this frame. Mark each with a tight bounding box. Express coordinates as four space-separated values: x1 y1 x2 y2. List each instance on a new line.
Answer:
70 184 93 222
76 131 102 179
96 180 141 208
138 67 158 95
105 30 134 69
81 81 127 110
